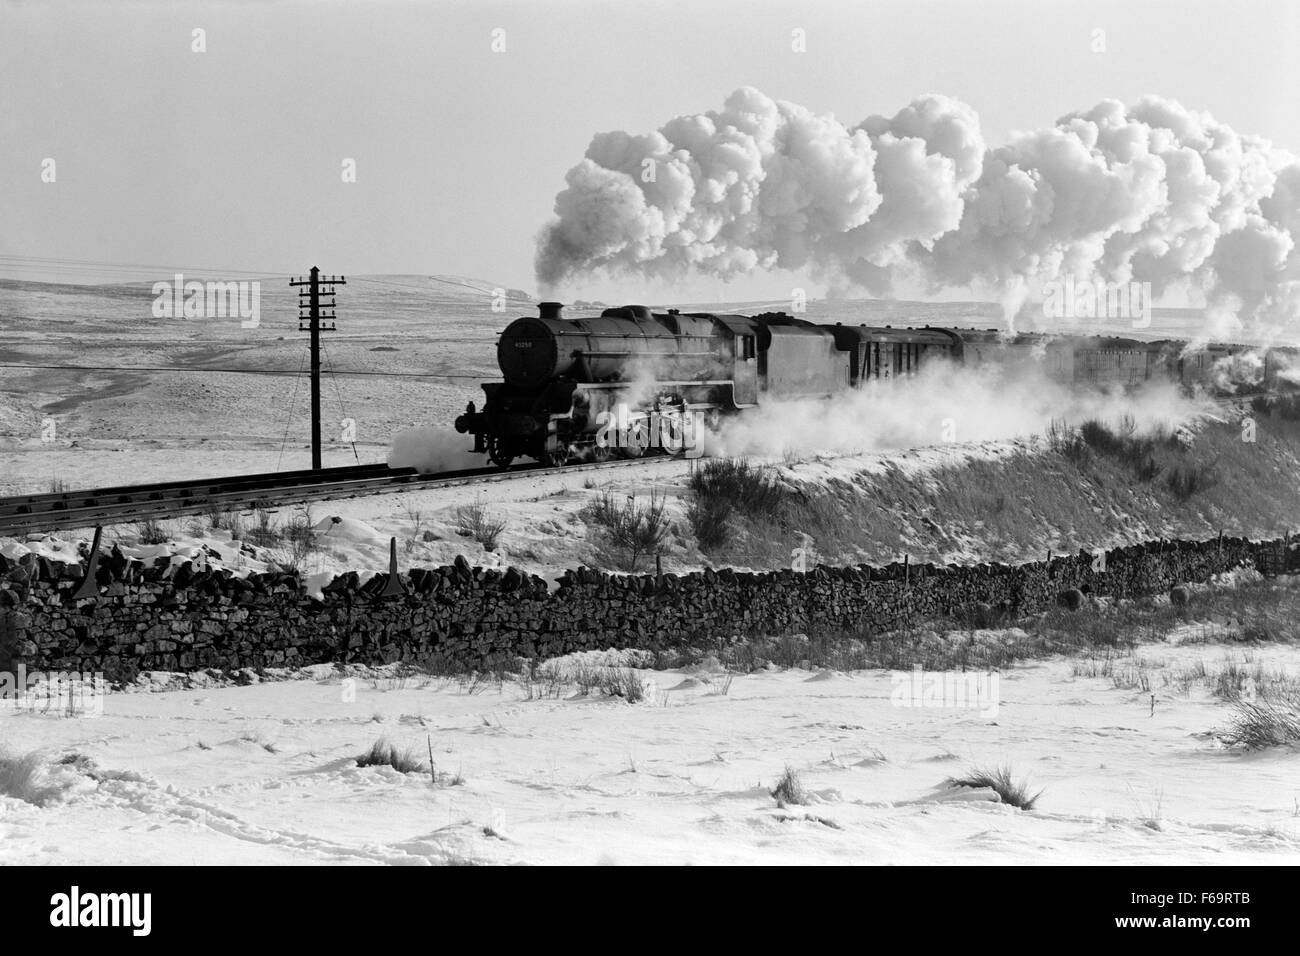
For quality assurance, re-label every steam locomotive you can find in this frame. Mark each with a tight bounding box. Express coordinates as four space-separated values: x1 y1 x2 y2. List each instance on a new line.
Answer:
454 302 1296 468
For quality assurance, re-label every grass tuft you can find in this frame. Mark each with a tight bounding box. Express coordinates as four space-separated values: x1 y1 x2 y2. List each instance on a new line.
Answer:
1165 461 1220 501
583 491 668 572
239 731 279 754
771 765 809 807
135 517 170 545
1046 418 1091 465
686 496 733 552
572 666 648 702
356 739 428 774
273 505 319 573
948 765 1043 810
1219 695 1300 749
455 497 507 551
689 458 788 521
1078 418 1166 481
245 506 284 548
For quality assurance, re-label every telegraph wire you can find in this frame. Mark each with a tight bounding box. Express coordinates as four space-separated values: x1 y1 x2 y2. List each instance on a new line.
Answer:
275 348 309 472
0 362 489 381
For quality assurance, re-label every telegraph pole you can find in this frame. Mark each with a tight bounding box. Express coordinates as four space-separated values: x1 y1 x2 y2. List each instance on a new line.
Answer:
289 266 346 470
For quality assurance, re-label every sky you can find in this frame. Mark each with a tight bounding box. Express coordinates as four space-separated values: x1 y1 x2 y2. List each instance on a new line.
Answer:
1 0 1298 305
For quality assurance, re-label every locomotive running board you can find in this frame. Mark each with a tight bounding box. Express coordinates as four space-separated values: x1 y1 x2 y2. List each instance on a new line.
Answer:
571 380 758 409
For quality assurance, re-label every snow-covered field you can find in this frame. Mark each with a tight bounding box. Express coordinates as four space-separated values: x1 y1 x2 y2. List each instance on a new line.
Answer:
2 637 1298 865
5 280 1298 866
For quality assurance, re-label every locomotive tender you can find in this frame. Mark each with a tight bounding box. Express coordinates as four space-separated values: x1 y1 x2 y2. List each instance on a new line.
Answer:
454 301 1296 468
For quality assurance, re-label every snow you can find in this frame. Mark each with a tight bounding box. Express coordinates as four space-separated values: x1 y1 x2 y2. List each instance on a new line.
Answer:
0 440 1034 596
2 537 82 564
2 639 1297 865
314 515 389 546
2 456 1296 863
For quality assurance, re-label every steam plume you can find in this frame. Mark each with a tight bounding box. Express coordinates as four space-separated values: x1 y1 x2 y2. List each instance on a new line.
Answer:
715 360 1209 460
536 89 1300 334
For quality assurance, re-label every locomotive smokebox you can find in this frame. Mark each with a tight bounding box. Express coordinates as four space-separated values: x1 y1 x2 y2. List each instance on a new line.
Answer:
498 314 563 388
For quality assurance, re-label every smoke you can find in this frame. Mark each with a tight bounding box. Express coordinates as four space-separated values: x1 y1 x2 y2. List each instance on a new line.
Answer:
1274 351 1300 385
1208 350 1266 393
713 359 1209 459
611 351 732 413
537 90 1300 335
388 426 483 474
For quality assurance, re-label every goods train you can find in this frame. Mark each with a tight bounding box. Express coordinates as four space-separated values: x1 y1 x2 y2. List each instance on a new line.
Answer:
454 302 1299 468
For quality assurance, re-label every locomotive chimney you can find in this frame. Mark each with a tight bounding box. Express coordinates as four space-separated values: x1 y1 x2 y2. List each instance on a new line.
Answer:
538 301 564 319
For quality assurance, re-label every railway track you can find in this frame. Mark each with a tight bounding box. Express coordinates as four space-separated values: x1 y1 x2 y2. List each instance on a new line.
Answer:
0 391 1267 538
0 455 691 537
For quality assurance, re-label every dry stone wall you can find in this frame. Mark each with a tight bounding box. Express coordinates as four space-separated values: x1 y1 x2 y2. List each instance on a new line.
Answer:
0 536 1293 681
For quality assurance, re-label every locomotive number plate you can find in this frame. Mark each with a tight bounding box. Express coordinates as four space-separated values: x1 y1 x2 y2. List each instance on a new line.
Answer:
514 341 534 349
